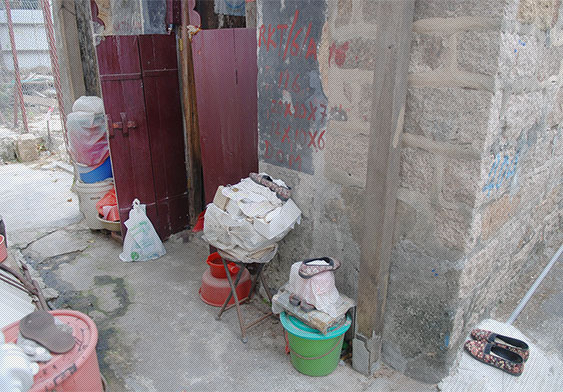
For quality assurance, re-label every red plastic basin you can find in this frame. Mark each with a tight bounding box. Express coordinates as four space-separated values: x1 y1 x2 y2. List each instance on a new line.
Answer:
1 310 104 392
199 268 251 307
206 252 240 278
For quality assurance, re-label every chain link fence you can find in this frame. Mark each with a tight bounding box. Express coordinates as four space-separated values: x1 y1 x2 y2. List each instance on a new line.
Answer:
0 0 66 161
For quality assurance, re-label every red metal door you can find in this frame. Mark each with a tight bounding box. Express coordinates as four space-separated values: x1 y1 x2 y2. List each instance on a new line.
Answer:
97 35 189 239
192 28 258 203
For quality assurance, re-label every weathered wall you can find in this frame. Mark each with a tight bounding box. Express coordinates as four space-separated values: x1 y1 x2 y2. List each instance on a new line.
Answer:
383 0 563 382
257 0 563 383
257 0 378 299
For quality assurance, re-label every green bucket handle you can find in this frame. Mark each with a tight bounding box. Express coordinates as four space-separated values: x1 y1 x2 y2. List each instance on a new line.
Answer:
284 317 347 360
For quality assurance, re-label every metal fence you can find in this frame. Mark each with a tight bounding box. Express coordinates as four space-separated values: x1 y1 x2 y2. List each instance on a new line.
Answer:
0 0 66 156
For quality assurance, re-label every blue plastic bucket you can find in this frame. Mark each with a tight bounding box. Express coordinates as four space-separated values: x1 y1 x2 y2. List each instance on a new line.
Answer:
77 157 113 183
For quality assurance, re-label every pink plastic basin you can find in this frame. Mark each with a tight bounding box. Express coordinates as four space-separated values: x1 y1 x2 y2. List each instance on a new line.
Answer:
1 310 104 392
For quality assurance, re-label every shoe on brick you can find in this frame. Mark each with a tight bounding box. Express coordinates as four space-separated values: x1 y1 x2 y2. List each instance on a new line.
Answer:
464 340 524 376
470 328 530 362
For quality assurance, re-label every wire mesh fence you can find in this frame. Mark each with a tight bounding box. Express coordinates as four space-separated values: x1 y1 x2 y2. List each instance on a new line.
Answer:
0 0 66 159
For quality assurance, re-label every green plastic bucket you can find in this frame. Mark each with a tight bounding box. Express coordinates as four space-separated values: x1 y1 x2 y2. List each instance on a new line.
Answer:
280 312 351 376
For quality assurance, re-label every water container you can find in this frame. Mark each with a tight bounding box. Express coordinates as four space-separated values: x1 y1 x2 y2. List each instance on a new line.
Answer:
1 310 104 392
73 179 114 230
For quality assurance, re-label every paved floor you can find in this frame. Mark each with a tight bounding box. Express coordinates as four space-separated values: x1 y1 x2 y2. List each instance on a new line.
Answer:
1 161 436 392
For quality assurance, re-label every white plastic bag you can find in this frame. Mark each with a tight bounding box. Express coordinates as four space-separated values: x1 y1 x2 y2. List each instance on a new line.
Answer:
286 262 342 317
66 111 109 166
119 199 166 262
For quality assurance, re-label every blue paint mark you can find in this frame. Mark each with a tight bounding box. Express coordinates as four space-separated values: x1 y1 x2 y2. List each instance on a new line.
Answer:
482 151 519 196
519 39 526 46
444 334 450 348
514 48 518 53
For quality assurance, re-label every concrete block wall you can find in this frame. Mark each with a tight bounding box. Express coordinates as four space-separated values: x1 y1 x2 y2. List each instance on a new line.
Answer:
383 0 563 382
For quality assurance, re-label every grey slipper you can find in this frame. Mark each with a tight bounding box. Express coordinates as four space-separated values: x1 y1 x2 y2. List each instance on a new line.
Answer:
19 311 75 354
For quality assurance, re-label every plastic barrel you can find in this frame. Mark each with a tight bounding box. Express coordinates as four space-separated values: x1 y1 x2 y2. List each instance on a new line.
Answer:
73 179 114 230
1 310 104 392
280 312 351 376
76 157 113 183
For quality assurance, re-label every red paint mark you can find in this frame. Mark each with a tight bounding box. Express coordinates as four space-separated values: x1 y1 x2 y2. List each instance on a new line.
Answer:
290 27 303 56
277 24 288 57
284 9 299 60
305 38 317 60
308 130 318 150
264 140 273 158
289 154 302 171
320 103 328 122
267 24 277 50
281 124 291 143
329 41 350 67
308 101 317 121
258 25 266 47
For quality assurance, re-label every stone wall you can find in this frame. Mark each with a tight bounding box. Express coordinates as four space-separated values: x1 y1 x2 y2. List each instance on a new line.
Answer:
257 0 563 383
383 0 563 382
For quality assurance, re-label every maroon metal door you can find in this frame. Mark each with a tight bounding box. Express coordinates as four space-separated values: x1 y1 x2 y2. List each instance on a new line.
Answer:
192 28 258 203
97 35 189 239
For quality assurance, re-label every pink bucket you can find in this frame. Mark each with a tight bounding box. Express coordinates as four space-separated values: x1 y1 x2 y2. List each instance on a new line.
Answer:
1 310 104 391
0 234 7 262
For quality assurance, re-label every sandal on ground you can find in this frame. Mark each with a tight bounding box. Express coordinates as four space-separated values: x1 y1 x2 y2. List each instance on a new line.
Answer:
464 340 524 376
470 328 530 362
298 257 341 279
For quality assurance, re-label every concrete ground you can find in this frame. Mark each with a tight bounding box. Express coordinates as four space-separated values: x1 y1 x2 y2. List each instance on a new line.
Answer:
1 160 436 392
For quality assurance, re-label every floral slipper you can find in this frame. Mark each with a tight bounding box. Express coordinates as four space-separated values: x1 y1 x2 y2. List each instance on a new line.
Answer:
298 257 341 279
470 328 529 362
249 173 291 201
464 340 524 376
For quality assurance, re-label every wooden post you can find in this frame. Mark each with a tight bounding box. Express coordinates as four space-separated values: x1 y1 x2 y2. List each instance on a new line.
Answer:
180 1 204 225
74 0 101 96
354 0 416 374
52 0 87 114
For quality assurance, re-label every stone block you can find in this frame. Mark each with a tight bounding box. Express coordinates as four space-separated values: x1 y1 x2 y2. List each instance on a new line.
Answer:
15 134 41 162
399 147 435 195
409 32 450 74
442 156 481 207
504 91 544 138
498 33 541 80
324 132 369 186
335 0 352 28
335 37 377 70
517 0 560 30
537 44 563 82
404 87 493 150
434 205 472 251
414 0 504 20
480 194 522 241
362 0 376 23
457 30 501 76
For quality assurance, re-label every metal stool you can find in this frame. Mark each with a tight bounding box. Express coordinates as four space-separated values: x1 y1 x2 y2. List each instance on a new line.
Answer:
216 258 274 343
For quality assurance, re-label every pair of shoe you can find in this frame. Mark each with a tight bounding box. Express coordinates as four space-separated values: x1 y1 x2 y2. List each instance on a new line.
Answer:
464 328 529 376
249 173 292 201
298 257 341 279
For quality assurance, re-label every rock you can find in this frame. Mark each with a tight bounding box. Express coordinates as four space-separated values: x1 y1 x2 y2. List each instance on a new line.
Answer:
0 132 17 161
15 134 42 162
